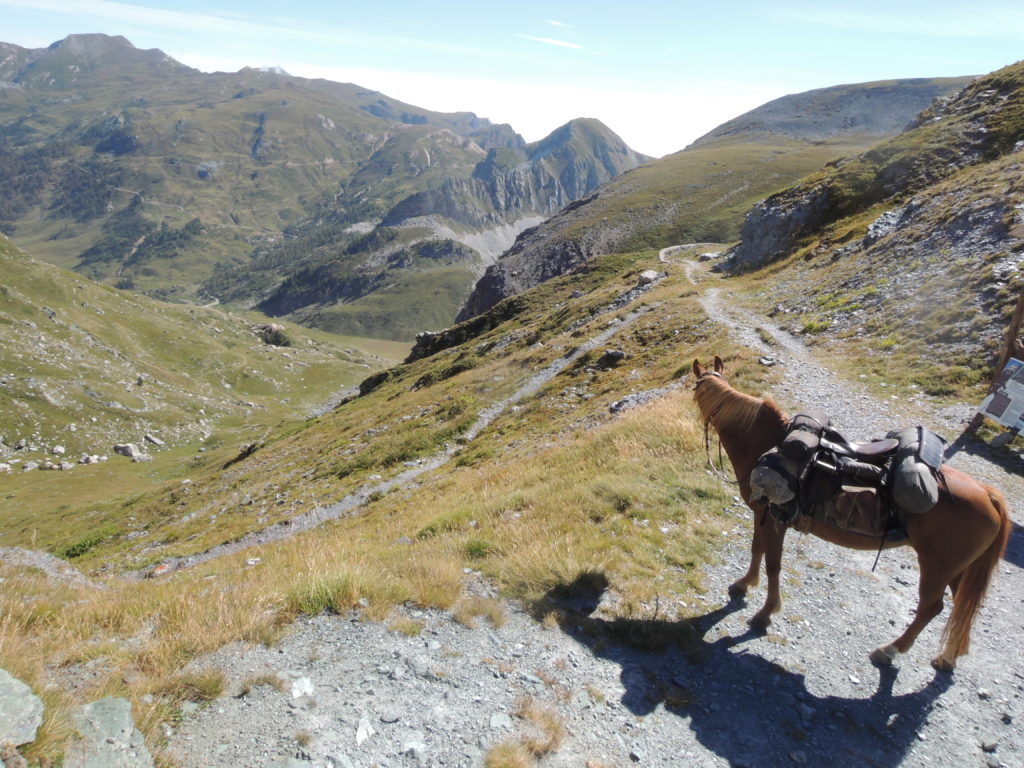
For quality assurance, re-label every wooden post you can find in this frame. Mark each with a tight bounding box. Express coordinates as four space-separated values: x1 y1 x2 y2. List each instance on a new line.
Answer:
996 285 1024 376
947 285 1024 456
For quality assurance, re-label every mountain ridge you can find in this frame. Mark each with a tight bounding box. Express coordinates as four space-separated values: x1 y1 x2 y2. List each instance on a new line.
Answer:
0 34 649 340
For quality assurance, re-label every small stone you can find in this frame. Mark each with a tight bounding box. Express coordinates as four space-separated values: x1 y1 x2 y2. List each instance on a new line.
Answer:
356 716 375 745
981 740 998 753
490 713 513 730
978 688 992 700
848 675 860 685
790 750 807 765
290 677 314 699
402 741 428 762
636 270 662 286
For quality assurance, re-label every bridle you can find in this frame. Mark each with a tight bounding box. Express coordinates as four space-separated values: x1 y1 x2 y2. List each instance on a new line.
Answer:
694 370 738 484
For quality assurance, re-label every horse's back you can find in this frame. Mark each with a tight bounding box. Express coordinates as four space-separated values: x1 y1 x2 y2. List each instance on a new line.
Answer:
905 465 1010 558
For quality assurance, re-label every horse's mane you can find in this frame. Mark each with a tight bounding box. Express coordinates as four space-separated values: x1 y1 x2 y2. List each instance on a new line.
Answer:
695 376 788 434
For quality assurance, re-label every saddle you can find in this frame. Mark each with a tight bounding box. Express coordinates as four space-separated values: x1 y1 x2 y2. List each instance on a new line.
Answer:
750 412 946 540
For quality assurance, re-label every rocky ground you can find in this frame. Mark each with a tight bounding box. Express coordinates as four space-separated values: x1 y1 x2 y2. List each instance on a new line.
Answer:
162 278 1023 768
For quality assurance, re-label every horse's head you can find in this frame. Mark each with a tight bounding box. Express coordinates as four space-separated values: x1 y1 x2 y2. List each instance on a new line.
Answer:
692 355 787 439
692 355 725 384
691 355 730 421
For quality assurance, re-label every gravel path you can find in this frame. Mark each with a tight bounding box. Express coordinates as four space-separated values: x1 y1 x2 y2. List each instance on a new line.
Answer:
167 280 1023 768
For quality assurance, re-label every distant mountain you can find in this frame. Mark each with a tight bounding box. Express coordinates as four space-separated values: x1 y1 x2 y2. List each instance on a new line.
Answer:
456 76 974 320
0 34 649 339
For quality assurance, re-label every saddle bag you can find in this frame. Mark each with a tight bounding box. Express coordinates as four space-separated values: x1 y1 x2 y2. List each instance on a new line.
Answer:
778 412 829 462
820 485 885 538
886 427 946 514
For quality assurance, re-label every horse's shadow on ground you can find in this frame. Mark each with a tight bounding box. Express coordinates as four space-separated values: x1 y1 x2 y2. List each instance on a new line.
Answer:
541 572 954 768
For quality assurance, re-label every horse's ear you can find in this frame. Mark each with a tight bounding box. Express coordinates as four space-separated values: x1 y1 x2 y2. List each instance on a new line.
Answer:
692 359 703 378
714 355 725 374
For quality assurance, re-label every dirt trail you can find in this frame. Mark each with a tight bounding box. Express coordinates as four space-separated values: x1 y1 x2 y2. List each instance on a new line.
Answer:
137 282 665 578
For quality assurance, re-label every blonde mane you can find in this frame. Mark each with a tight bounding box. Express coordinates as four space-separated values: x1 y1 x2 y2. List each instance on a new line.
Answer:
694 375 788 434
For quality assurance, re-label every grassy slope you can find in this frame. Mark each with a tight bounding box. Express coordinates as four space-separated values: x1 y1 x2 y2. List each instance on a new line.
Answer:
0 245 781 763
0 235 409 549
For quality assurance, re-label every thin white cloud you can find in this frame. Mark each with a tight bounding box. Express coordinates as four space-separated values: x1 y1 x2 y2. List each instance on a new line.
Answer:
518 34 583 50
0 0 525 62
545 20 570 28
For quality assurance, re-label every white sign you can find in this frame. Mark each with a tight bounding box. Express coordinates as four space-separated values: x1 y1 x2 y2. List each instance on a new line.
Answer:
977 358 1024 428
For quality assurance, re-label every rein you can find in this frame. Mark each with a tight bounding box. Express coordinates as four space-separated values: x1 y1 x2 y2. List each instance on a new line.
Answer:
704 418 738 484
696 371 739 485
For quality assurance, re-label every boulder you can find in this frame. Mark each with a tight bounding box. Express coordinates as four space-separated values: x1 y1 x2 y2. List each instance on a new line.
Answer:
63 697 155 768
595 349 626 369
636 269 662 286
113 444 144 459
0 669 44 747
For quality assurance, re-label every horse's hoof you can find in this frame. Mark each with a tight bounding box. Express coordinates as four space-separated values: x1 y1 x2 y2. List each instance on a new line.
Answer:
727 583 748 600
748 613 771 632
931 656 956 673
870 646 898 667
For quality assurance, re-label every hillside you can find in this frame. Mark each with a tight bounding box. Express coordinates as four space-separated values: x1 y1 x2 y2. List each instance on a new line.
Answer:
457 76 974 320
0 234 405 533
718 60 1024 394
0 34 649 340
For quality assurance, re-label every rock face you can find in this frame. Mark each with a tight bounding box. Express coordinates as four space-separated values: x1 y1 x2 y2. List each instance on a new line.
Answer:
0 669 44 747
723 184 833 271
64 697 155 768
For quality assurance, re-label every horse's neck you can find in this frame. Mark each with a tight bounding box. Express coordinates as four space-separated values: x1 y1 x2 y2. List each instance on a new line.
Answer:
715 405 787 482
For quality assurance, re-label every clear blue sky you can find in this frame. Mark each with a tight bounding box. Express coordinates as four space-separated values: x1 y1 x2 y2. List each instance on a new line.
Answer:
2 0 1023 157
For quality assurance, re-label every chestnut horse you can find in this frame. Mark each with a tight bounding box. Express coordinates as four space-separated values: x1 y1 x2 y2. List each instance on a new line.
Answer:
693 356 1011 670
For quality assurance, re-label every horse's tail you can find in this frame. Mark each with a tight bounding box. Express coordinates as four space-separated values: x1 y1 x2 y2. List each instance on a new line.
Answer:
940 484 1011 661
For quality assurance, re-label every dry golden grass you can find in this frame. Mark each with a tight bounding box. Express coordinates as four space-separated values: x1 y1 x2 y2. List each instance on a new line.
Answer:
0 381 736 764
484 741 533 768
0 257 770 764
387 617 426 637
452 597 508 629
516 697 565 756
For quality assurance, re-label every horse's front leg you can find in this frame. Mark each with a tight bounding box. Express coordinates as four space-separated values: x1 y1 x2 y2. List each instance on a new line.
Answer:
729 509 765 599
749 519 786 629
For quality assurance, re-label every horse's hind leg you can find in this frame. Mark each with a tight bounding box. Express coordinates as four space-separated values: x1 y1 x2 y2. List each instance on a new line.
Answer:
870 561 950 668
